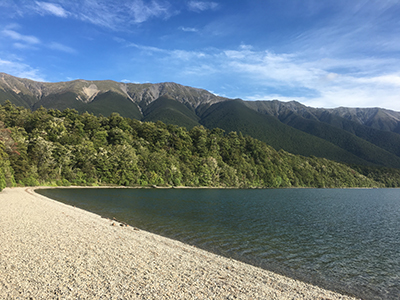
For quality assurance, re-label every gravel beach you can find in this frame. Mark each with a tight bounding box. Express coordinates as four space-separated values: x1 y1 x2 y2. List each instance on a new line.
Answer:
0 187 359 299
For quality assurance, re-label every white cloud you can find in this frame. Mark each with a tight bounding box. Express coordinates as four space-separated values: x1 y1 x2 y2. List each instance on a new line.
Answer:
2 28 76 54
2 29 40 44
291 1 400 60
127 43 400 110
0 58 45 81
220 48 400 110
127 42 166 53
48 42 77 54
1 0 174 30
180 27 198 32
224 50 320 88
356 74 400 86
65 0 173 29
12 42 38 50
127 0 171 24
187 1 218 12
170 49 206 61
75 1 120 28
35 1 69 17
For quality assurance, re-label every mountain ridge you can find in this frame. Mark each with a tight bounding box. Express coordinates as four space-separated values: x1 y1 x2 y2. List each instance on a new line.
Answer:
2 73 400 169
0 72 227 112
244 99 400 132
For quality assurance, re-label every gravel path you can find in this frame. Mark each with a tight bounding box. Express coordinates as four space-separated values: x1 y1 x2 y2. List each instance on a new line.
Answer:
0 187 359 299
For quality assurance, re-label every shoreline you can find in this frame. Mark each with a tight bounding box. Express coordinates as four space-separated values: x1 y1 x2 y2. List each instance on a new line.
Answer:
33 184 385 190
0 187 359 299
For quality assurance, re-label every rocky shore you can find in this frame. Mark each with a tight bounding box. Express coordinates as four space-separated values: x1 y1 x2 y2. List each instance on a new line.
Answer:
0 187 358 299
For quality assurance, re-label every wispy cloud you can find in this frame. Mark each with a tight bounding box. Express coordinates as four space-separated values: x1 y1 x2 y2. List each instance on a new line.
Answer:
35 1 69 17
48 42 77 54
1 0 175 30
219 47 400 110
124 42 400 110
291 1 400 58
2 0 400 111
187 1 218 12
127 42 166 53
0 58 45 81
180 26 198 32
127 0 171 24
65 0 174 29
12 42 37 50
2 28 76 54
126 41 208 60
0 1 24 17
170 49 206 61
2 29 40 45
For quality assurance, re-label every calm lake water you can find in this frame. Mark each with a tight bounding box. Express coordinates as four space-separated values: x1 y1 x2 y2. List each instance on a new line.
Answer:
36 188 400 300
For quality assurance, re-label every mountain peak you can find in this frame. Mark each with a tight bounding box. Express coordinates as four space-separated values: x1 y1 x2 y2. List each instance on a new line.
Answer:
2 73 400 169
1 72 400 134
0 73 227 113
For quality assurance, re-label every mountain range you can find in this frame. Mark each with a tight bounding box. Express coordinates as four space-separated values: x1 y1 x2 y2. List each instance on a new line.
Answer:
2 72 400 169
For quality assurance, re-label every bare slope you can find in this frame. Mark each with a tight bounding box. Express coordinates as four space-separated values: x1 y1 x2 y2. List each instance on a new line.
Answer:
0 73 226 118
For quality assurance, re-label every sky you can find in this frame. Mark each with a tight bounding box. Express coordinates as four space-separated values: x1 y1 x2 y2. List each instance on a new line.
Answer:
1 0 400 111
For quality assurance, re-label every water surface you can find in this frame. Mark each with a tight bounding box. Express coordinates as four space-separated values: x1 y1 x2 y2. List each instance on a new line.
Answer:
37 188 400 300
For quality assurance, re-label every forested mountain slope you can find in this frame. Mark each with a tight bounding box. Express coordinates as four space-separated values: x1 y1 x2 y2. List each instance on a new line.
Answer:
2 73 400 169
245 100 400 134
1 102 394 192
199 100 374 166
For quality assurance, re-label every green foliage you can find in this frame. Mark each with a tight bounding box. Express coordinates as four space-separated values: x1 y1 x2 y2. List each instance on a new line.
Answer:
0 143 8 191
3 73 400 170
142 96 200 129
32 91 142 119
280 112 400 168
0 102 393 190
199 100 372 166
350 165 400 187
0 119 17 190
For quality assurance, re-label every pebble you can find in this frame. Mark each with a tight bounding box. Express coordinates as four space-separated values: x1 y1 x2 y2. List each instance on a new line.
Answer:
0 188 359 300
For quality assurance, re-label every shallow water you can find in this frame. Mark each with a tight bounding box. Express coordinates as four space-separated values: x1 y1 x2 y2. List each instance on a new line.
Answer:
37 188 400 300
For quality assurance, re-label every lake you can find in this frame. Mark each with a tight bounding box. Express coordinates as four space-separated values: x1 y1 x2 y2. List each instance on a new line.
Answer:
36 188 400 300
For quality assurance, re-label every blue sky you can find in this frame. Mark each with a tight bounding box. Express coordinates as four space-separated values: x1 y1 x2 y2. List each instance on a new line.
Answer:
1 1 400 111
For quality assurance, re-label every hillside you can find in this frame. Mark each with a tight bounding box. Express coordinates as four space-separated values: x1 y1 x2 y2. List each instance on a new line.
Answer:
199 100 373 166
2 73 400 169
0 73 225 117
245 100 400 134
245 101 400 163
0 102 385 190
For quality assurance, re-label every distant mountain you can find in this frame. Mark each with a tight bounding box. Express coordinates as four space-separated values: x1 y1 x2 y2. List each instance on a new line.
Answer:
2 72 400 168
329 106 400 133
245 100 400 135
245 101 400 159
0 72 225 118
201 100 400 168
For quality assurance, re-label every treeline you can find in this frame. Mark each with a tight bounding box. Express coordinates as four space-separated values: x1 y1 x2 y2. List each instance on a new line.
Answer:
351 165 400 188
0 101 394 190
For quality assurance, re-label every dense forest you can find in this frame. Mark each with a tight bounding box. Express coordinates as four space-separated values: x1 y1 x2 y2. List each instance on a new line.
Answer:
0 101 399 191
